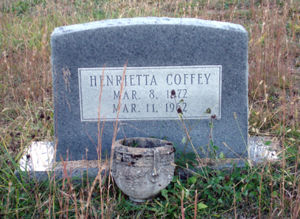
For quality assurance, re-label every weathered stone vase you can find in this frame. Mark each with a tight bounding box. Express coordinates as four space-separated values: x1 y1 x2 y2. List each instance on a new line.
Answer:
111 137 175 202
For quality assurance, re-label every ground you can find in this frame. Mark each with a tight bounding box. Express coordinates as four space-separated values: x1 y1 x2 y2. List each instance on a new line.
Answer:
0 0 299 218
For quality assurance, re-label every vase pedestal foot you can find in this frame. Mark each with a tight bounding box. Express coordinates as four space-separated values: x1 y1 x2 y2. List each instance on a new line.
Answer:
129 197 150 203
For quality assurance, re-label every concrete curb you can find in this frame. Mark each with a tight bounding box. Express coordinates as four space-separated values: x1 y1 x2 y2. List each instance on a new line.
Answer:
17 136 280 180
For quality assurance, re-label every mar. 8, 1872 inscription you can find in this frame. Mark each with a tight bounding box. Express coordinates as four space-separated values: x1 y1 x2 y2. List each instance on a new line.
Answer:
78 65 222 121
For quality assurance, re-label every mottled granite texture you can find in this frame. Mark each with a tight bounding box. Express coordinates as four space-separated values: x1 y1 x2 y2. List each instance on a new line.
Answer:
51 17 248 161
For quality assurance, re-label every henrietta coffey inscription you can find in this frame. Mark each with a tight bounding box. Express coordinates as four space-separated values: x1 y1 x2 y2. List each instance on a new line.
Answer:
78 66 222 121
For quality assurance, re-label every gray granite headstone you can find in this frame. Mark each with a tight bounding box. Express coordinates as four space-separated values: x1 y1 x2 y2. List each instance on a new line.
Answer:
51 17 248 161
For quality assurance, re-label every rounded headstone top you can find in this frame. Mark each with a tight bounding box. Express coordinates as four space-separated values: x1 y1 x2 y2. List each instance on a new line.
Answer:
51 17 247 37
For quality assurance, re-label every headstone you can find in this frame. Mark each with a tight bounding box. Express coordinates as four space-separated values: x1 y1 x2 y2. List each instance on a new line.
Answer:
51 17 248 161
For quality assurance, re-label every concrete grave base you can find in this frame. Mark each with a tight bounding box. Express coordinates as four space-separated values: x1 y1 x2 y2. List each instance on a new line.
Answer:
18 136 280 180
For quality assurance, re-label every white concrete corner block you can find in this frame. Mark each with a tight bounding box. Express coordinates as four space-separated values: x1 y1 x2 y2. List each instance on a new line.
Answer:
19 141 55 171
248 136 280 163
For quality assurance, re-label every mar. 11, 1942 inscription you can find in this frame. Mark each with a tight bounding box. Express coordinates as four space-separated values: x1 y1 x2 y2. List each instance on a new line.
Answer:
78 65 222 121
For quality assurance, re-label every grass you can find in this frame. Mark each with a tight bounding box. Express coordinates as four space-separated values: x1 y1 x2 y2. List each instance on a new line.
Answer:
0 0 299 218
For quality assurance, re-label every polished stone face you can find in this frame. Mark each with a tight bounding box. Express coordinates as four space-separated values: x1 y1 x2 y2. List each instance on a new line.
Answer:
51 17 248 161
78 66 222 121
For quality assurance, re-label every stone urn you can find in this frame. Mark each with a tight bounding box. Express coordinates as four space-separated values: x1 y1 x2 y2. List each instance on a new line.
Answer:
111 137 175 202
